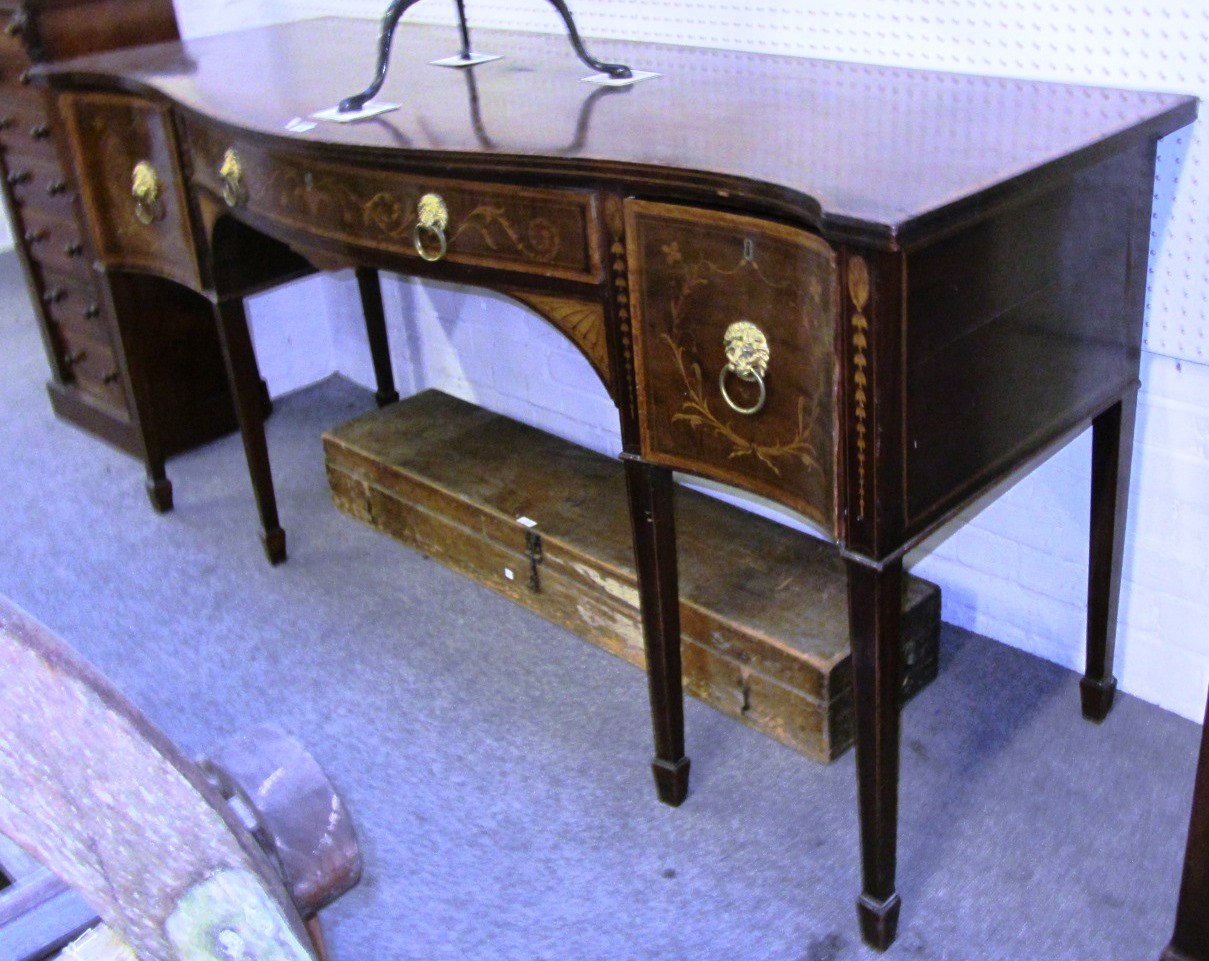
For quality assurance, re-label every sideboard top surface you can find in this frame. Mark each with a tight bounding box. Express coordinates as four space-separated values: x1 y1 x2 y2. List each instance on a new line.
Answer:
40 16 1196 246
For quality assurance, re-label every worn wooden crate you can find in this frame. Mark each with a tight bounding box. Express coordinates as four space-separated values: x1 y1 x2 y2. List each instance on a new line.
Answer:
323 390 940 762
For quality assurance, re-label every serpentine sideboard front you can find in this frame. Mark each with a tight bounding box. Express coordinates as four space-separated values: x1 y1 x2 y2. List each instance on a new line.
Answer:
34 16 1197 951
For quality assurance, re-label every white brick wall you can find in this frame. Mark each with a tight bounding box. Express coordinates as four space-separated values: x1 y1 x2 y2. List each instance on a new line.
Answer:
323 271 624 455
192 1 1209 723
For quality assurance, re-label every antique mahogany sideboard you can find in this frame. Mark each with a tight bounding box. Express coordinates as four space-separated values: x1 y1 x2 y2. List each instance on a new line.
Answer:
26 15 1197 951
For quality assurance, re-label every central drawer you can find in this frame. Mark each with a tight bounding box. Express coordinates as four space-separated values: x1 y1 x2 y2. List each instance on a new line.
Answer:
186 122 603 285
626 201 839 531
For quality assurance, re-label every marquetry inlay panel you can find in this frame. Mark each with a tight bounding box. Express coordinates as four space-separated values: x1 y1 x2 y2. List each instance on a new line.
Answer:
625 200 838 530
186 123 603 285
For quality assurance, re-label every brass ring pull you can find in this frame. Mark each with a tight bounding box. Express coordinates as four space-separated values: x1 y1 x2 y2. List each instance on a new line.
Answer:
413 192 449 262
131 160 164 226
219 148 247 208
719 320 770 416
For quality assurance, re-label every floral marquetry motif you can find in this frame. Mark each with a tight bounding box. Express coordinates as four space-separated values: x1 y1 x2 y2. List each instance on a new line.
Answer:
183 124 603 285
625 200 839 530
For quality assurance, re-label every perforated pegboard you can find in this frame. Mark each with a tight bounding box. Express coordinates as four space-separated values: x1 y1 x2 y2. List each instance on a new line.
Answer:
256 0 1207 363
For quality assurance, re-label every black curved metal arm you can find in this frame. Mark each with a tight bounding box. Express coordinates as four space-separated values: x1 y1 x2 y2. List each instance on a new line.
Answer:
339 0 428 113
546 0 632 79
338 0 631 114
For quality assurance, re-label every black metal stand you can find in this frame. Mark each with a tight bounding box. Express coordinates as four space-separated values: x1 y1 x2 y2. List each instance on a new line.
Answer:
339 0 632 113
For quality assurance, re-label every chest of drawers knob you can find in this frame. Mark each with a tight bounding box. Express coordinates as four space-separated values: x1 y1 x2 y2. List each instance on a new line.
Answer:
63 348 87 367
4 10 28 36
0 117 13 133
102 370 120 385
7 169 31 186
83 304 100 319
31 125 51 141
42 287 67 306
47 180 70 197
18 69 31 86
64 241 84 257
23 228 48 245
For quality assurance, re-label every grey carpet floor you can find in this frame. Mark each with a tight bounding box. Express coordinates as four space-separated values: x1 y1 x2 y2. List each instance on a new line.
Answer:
0 250 1199 960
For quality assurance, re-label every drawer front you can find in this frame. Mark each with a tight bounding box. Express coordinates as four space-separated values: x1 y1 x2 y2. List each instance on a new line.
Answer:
52 320 127 412
0 60 34 97
59 92 201 290
5 151 75 214
18 204 88 276
0 84 57 162
0 8 28 66
626 201 839 530
187 125 602 285
40 271 106 337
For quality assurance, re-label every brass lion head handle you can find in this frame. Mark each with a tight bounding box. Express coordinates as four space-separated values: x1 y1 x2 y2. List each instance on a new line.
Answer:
413 192 449 262
130 160 165 226
719 320 769 415
219 148 247 208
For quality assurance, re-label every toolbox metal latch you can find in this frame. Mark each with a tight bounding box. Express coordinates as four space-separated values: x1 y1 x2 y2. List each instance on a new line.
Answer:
525 530 544 593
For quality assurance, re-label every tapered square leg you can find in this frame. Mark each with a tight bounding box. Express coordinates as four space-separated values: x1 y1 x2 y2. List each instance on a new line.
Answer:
145 474 173 513
1161 690 1209 961
213 297 286 565
1083 393 1136 722
305 916 331 961
98 273 175 517
652 756 690 807
847 557 904 952
858 892 901 951
624 458 689 807
355 267 399 408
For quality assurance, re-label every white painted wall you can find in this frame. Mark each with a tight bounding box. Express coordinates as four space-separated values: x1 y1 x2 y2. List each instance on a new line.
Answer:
0 203 11 251
176 0 1209 722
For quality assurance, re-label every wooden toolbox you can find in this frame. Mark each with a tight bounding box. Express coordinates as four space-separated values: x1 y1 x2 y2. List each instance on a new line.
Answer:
323 390 941 762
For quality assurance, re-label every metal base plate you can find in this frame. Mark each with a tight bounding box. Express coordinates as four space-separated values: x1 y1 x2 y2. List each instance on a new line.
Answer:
430 52 502 68
312 101 400 123
581 70 660 87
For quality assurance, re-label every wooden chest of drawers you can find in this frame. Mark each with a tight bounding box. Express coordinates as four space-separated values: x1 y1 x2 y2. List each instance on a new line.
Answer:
0 0 235 485
1 2 122 420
